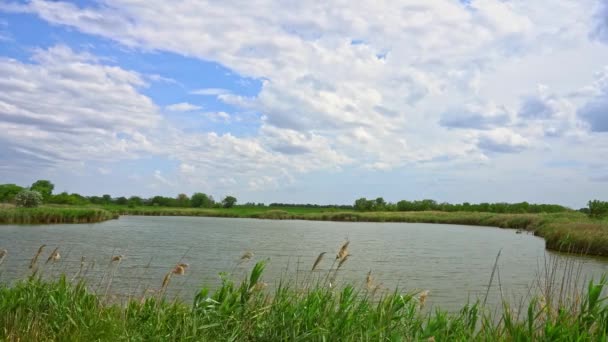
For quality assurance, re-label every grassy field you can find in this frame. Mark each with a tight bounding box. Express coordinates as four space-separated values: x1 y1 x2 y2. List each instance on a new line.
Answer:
2 257 608 341
1 205 607 257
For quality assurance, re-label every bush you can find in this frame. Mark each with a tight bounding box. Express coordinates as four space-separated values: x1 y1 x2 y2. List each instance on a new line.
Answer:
14 190 43 208
588 200 608 218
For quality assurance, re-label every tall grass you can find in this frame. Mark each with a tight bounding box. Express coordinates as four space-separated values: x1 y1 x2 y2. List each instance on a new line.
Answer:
0 207 117 224
1 258 608 341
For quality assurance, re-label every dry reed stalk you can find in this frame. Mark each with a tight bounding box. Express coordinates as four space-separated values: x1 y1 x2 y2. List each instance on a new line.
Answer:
337 254 349 269
161 272 172 292
366 270 373 290
0 249 7 266
29 245 46 269
311 252 326 271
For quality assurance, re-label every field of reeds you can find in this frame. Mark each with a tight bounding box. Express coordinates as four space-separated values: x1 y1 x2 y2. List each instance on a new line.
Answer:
1 240 608 341
0 207 117 224
1 205 607 257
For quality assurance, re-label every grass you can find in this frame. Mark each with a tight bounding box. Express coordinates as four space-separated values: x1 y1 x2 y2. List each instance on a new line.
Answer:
2 255 608 341
1 205 607 257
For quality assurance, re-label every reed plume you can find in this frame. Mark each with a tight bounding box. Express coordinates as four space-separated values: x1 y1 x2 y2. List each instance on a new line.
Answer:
336 241 349 260
29 245 46 269
46 247 60 264
241 251 254 260
419 290 429 308
172 265 186 275
311 252 326 271
111 255 123 262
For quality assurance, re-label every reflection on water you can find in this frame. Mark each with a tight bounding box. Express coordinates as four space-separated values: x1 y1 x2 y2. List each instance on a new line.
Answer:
1 216 607 311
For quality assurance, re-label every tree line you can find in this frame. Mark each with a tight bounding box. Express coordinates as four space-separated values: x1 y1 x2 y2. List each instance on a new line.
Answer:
1 180 607 218
0 180 237 208
353 197 573 214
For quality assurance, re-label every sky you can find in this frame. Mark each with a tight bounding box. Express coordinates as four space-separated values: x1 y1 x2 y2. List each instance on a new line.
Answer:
0 0 608 208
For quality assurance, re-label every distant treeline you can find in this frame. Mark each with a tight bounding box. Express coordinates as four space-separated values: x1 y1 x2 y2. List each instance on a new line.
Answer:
2 180 607 217
0 181 237 208
353 197 569 214
268 203 354 209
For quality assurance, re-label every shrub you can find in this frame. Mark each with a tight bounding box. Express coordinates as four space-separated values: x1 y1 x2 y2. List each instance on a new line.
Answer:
588 200 608 218
14 190 43 208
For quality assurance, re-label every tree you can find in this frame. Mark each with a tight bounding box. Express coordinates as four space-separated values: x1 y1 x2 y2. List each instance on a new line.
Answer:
30 180 54 201
127 196 143 207
0 184 24 203
222 196 237 208
588 200 608 218
15 190 43 208
115 196 128 205
354 197 373 211
176 193 191 207
191 192 214 208
374 197 386 210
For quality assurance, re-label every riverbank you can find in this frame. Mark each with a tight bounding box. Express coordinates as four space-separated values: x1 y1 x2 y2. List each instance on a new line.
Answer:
0 207 117 224
1 261 607 341
1 205 607 256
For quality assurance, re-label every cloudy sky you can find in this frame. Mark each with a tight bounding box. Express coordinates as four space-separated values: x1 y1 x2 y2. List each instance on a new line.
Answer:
1 0 607 207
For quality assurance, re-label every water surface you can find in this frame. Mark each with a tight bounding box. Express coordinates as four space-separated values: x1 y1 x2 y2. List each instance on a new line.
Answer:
1 216 607 311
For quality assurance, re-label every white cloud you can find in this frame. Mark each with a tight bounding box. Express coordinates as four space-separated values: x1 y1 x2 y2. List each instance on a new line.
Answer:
2 0 608 204
0 45 160 170
191 88 230 96
166 102 202 112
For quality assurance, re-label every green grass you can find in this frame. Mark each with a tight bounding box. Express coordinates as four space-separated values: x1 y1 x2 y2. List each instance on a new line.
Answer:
2 261 608 341
1 205 607 257
0 207 117 224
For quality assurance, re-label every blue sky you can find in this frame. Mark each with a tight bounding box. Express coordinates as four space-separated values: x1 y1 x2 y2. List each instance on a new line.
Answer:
1 0 608 208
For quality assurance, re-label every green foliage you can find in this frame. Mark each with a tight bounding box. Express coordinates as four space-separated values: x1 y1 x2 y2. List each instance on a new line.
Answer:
49 192 90 205
0 184 24 203
176 193 191 207
191 192 214 208
30 180 54 201
14 190 43 208
588 200 608 218
222 195 237 208
2 265 608 340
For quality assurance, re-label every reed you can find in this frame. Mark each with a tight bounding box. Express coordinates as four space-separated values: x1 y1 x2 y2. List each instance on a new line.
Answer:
1 259 607 341
0 207 117 224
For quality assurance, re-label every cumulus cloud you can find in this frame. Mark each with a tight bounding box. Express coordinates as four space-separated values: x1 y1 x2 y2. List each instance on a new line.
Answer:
579 97 608 132
476 128 529 154
440 103 511 130
591 0 608 44
1 0 607 201
0 45 160 169
578 67 608 132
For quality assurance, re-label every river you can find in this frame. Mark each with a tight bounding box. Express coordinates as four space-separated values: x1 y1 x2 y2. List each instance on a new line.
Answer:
1 216 607 311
